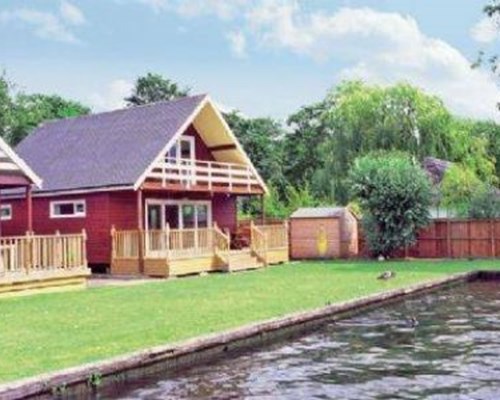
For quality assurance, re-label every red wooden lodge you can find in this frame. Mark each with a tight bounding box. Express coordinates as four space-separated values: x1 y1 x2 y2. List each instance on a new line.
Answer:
0 136 89 294
1 94 288 277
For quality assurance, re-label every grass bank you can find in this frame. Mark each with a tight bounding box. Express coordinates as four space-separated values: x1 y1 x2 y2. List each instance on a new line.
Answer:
1 259 500 383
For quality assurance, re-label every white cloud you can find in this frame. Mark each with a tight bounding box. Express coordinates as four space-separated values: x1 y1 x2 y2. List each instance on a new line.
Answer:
136 0 247 20
245 2 500 121
0 2 86 43
60 1 86 26
470 16 499 43
227 30 247 58
0 8 79 43
88 79 134 111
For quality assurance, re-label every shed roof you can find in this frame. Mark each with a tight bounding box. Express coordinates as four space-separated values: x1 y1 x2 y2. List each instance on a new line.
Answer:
290 207 346 219
14 94 207 193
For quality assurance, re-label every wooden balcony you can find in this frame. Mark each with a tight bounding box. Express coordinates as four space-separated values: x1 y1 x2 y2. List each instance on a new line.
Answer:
144 157 264 194
110 222 289 277
0 231 90 296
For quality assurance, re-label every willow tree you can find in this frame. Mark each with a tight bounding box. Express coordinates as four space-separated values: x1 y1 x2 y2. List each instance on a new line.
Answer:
317 81 453 203
285 80 497 204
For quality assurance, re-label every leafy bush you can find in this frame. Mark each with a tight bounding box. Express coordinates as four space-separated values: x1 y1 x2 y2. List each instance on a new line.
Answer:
285 183 318 214
349 151 432 257
468 186 500 219
440 164 484 216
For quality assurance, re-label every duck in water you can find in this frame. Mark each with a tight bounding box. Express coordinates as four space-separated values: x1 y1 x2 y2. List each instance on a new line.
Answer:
407 316 419 328
377 270 396 280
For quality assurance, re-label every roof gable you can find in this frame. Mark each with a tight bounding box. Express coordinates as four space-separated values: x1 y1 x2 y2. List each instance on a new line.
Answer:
16 94 206 193
135 96 268 193
0 136 41 187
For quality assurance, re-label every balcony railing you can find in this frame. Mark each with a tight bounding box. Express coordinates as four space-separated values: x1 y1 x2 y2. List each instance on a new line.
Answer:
146 157 261 192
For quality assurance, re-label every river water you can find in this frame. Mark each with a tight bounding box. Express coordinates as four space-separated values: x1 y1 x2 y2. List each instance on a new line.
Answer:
105 281 500 399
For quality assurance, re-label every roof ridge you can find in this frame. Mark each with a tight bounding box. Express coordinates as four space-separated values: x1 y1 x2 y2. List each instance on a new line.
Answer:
40 93 208 128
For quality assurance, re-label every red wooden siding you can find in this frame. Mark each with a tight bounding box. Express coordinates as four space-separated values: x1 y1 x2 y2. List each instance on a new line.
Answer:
0 124 241 266
2 192 112 264
2 190 237 266
184 124 216 162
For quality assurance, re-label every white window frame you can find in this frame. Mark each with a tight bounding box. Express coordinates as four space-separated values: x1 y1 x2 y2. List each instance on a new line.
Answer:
145 199 212 231
166 135 195 162
0 204 12 221
50 199 86 219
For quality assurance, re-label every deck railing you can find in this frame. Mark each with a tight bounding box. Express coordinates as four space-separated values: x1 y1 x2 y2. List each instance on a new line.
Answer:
111 221 289 265
147 157 261 192
112 229 141 259
213 223 230 263
258 222 289 250
0 231 89 280
250 221 268 265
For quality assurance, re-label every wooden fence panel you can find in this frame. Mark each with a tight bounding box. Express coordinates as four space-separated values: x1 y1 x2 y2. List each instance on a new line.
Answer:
358 218 500 259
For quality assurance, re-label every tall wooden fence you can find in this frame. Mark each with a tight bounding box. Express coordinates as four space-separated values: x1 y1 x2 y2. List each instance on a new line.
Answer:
359 219 500 259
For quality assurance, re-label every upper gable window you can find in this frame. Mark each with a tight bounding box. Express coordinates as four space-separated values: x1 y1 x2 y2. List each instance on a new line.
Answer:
50 200 86 218
166 136 195 161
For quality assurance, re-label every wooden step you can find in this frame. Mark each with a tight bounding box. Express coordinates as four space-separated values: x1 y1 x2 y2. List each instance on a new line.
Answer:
227 250 263 272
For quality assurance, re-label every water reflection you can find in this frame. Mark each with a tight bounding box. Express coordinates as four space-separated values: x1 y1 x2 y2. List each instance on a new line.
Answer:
106 281 500 399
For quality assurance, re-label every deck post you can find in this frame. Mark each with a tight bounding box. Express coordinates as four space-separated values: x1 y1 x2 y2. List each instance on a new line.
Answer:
260 194 265 225
165 222 170 260
136 188 144 274
26 185 33 234
81 229 88 267
25 230 33 274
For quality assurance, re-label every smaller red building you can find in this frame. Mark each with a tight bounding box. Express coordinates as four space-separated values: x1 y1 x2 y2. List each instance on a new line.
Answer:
2 95 271 272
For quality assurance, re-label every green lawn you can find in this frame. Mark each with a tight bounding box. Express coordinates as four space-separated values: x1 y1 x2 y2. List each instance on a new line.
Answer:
1 259 500 383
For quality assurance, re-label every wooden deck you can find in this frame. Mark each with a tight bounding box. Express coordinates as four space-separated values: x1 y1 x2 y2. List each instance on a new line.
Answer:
111 222 289 277
0 231 90 296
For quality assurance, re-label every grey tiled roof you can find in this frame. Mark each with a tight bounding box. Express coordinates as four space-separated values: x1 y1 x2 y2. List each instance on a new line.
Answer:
422 157 452 185
290 207 345 219
15 94 207 193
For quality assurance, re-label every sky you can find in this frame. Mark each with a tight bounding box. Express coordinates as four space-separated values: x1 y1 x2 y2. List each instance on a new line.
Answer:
0 0 499 121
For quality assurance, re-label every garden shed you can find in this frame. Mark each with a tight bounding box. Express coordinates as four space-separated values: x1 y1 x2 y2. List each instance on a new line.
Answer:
289 207 358 259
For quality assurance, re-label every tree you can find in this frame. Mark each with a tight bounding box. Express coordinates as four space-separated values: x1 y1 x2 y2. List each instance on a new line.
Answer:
349 151 432 257
284 100 333 199
468 119 500 181
10 94 90 145
468 186 500 219
225 111 287 193
0 74 15 143
125 73 190 106
285 183 318 214
284 81 498 205
440 164 484 216
474 1 499 102
0 74 90 145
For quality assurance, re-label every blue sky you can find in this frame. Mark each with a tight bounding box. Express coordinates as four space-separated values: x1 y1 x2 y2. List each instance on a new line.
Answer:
0 0 499 121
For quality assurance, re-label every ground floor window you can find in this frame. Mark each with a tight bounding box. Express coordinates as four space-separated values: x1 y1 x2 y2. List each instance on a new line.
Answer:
50 200 86 218
0 204 12 220
145 200 212 230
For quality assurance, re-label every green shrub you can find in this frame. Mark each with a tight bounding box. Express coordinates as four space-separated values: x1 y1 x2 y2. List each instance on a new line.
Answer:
468 186 500 219
349 151 432 257
440 164 484 217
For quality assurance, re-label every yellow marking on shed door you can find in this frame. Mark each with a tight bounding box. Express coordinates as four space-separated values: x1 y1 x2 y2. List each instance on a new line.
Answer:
317 224 328 256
